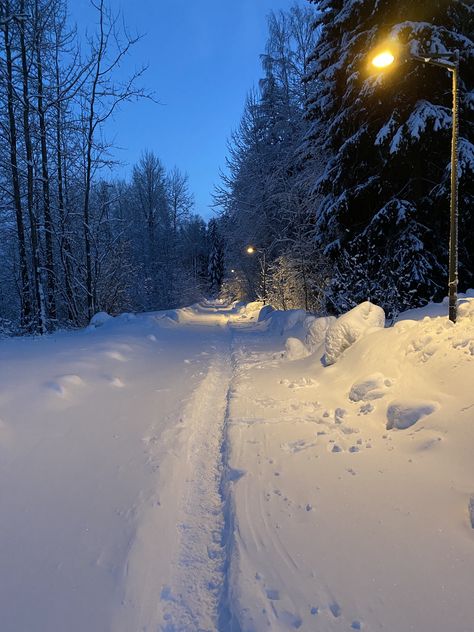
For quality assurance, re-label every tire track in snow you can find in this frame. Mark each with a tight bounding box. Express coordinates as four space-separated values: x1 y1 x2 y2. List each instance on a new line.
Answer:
159 346 233 631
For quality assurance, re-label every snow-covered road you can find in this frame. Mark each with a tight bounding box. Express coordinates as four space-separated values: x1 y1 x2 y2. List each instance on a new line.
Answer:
1 299 473 632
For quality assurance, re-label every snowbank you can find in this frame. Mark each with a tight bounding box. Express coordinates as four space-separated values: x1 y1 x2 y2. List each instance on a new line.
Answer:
285 337 311 361
88 311 113 328
304 315 336 351
257 304 276 322
324 301 385 365
265 309 308 336
226 296 474 632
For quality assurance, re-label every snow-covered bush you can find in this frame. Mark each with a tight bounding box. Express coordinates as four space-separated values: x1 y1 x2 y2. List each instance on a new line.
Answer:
324 302 385 365
304 315 337 352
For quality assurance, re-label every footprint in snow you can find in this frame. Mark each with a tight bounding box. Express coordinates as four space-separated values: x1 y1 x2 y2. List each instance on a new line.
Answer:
104 350 127 362
349 373 394 403
45 374 84 398
108 376 125 388
282 439 316 454
279 611 303 629
386 400 438 430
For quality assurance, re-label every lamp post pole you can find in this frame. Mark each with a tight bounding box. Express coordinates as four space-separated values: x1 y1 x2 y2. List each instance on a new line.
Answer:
371 47 461 322
412 52 460 322
448 53 460 323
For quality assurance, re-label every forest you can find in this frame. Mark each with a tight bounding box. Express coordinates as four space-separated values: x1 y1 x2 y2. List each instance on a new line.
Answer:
0 0 473 335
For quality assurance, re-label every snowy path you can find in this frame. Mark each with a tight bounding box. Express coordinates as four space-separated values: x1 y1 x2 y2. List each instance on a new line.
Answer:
1 299 474 632
117 348 233 631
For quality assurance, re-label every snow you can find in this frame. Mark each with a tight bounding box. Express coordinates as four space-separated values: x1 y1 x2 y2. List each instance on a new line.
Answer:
324 300 385 365
88 310 113 328
389 100 452 154
304 314 336 351
0 296 473 631
264 308 308 336
284 337 311 361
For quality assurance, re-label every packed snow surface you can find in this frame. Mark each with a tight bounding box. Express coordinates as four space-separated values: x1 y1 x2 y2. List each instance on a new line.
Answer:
0 296 473 631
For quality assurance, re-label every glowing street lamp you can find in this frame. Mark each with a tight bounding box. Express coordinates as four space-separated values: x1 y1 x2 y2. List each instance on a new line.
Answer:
370 43 460 322
245 245 267 305
371 50 395 69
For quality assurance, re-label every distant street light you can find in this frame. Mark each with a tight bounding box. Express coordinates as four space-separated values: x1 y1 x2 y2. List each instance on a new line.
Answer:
246 245 267 305
370 43 460 322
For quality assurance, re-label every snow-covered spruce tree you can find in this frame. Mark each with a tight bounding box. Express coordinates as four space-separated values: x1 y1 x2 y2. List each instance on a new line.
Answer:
207 219 224 296
305 0 474 317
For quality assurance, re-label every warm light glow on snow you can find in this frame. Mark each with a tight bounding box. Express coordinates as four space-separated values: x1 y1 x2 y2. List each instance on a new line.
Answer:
371 50 395 68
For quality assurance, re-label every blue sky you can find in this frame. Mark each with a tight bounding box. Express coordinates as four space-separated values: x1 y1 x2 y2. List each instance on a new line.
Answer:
71 0 306 221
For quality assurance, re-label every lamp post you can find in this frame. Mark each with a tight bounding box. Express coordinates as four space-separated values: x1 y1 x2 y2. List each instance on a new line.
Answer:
370 46 460 323
246 246 267 305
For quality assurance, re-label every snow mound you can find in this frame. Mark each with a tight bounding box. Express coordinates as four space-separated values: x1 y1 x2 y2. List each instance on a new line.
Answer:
266 309 307 336
285 337 311 361
88 311 113 328
349 373 394 402
386 400 438 430
45 374 84 398
118 312 136 322
258 305 276 322
244 301 264 315
305 315 336 351
152 310 180 326
325 302 385 365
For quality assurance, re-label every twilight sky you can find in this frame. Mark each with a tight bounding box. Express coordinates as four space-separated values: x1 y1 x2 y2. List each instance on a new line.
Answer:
71 0 305 220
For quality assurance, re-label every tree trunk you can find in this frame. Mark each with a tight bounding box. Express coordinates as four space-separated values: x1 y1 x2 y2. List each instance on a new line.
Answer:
2 2 32 330
20 0 46 333
35 0 56 322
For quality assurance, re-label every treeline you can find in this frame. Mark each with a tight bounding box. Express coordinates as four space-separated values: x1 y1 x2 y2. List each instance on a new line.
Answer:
216 0 474 317
0 0 218 335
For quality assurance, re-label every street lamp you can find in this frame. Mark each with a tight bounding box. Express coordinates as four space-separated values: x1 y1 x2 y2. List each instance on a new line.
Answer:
246 245 267 305
370 43 460 323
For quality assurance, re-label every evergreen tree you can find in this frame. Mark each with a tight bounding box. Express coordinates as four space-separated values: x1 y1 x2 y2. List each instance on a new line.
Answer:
305 0 474 317
216 4 323 306
207 219 224 295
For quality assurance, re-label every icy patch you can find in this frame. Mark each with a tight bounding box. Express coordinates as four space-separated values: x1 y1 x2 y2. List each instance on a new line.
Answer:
349 373 394 402
325 302 385 365
285 337 311 361
88 311 112 328
386 400 438 430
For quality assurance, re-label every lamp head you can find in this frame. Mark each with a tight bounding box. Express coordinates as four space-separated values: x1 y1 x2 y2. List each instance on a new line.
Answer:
371 50 395 68
368 39 401 73
246 246 255 255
